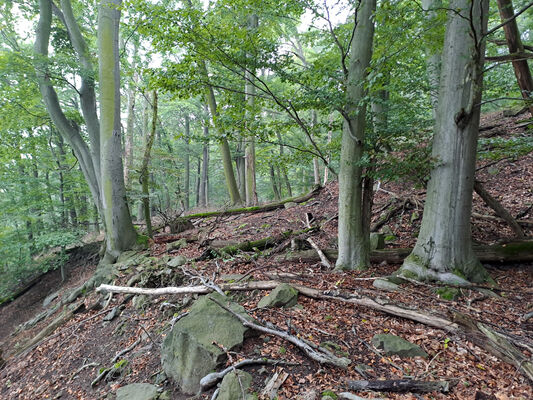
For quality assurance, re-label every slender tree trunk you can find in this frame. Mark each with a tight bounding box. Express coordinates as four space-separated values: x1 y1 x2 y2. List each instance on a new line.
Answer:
270 164 281 201
245 14 259 206
199 108 209 207
311 110 321 186
398 0 490 284
496 0 533 116
236 138 246 199
276 131 292 197
336 0 376 271
196 157 201 206
124 69 137 187
323 115 333 185
98 0 137 260
184 114 190 210
140 90 158 238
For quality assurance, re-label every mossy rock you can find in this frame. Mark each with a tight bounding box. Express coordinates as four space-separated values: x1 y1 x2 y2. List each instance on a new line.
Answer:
371 334 427 358
217 370 255 400
257 283 298 308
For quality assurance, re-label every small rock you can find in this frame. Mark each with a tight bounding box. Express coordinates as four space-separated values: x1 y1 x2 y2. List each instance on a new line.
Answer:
167 255 187 268
258 283 298 308
116 383 158 400
372 278 400 292
284 201 298 209
166 238 187 252
103 306 121 321
132 295 149 310
369 233 385 250
339 393 379 400
217 370 254 400
296 389 317 400
322 396 335 400
371 334 427 358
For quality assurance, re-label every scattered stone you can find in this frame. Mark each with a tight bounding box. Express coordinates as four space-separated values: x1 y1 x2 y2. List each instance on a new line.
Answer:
296 389 317 400
339 393 378 400
132 295 149 310
166 238 187 252
217 370 254 400
258 283 298 308
369 233 385 250
220 273 248 282
372 278 400 292
153 371 167 385
158 391 171 400
523 311 533 321
42 291 59 308
161 293 252 394
434 287 461 301
371 334 427 358
476 288 500 298
321 396 335 400
103 306 121 321
167 255 187 268
284 201 298 209
116 383 158 400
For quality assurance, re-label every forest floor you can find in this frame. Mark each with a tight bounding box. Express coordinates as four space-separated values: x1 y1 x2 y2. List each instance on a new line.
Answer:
0 110 532 400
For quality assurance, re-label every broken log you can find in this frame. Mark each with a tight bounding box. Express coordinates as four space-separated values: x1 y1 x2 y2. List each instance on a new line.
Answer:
346 379 450 393
181 186 321 220
276 241 533 264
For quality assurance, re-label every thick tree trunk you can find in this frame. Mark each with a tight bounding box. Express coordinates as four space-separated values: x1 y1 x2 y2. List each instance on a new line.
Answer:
399 0 490 284
336 0 376 271
496 0 533 117
98 0 137 260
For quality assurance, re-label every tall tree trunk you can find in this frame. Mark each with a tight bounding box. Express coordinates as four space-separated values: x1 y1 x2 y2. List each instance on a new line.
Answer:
199 107 209 207
196 157 201 206
236 138 246 199
311 111 321 186
336 0 376 271
422 0 443 119
276 131 292 197
270 164 281 201
98 0 137 260
323 115 333 185
398 0 490 284
124 68 137 187
140 91 158 238
496 0 533 116
245 14 259 206
183 114 190 210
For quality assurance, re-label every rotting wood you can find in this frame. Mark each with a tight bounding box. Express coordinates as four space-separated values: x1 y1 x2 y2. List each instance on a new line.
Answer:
261 368 289 399
276 241 533 264
167 186 322 226
346 379 451 393
209 297 351 368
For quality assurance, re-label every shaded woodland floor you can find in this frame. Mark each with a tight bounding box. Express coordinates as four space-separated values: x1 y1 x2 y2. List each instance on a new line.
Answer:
0 111 532 399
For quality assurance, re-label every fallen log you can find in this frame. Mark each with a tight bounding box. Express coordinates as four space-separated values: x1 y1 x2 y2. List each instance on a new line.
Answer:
180 186 321 221
277 241 533 264
346 379 450 393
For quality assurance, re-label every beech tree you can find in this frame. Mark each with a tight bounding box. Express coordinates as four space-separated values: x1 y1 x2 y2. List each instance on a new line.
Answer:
335 0 377 271
397 0 491 284
35 0 136 261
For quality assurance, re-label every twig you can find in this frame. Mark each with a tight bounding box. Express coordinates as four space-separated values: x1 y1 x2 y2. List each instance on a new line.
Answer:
307 238 332 269
209 297 351 368
111 337 142 363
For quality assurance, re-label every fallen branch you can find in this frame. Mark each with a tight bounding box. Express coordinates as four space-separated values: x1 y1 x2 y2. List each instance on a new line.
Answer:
346 379 450 393
209 297 351 369
307 238 332 269
262 368 289 399
111 337 142 363
199 358 293 390
474 180 525 238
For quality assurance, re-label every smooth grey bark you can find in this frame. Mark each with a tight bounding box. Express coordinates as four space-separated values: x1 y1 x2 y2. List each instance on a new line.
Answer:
140 90 157 238
98 0 137 260
275 131 292 197
124 67 137 188
398 0 490 284
245 14 259 206
34 0 101 215
183 114 190 210
199 106 209 207
311 110 321 186
335 0 376 271
422 0 443 118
